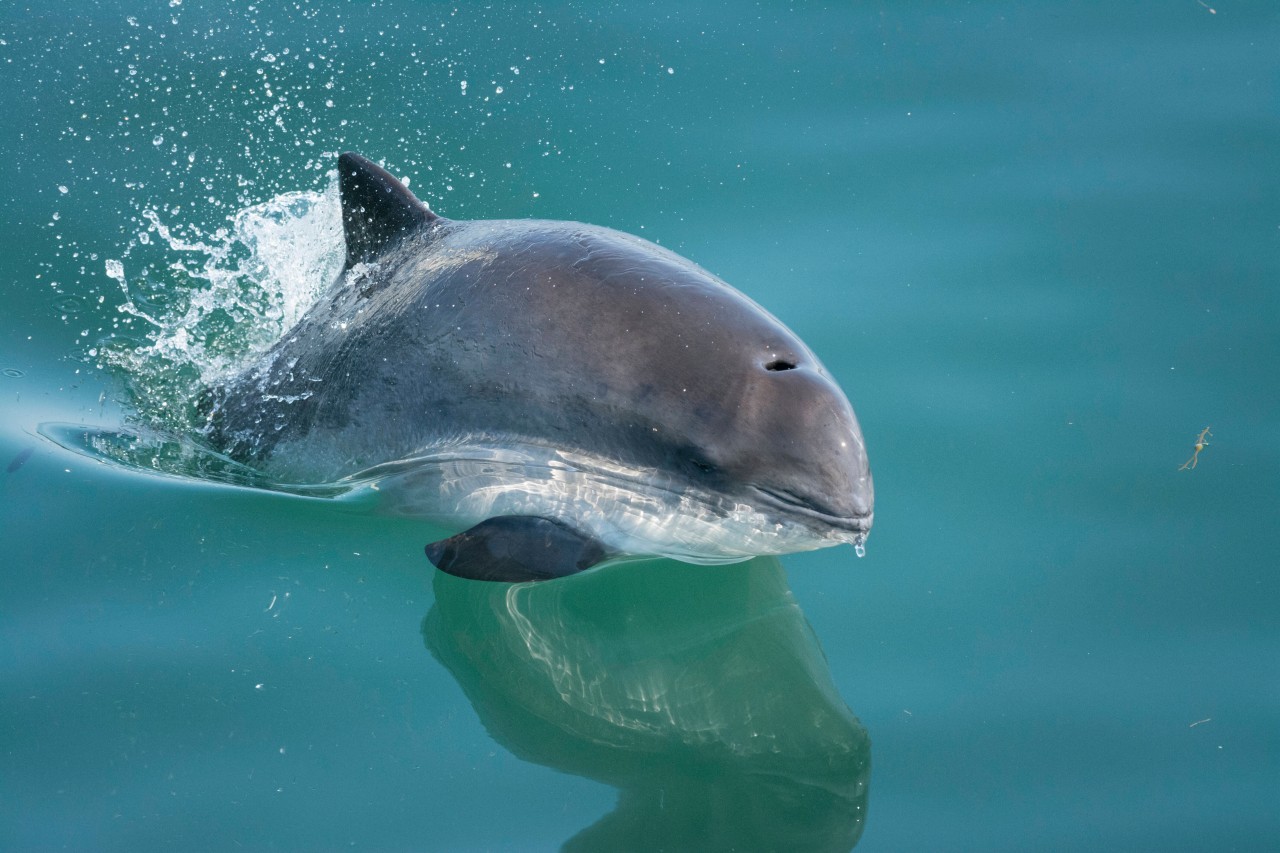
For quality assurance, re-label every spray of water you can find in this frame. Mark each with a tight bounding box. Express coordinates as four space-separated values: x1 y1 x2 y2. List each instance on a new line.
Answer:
98 176 343 436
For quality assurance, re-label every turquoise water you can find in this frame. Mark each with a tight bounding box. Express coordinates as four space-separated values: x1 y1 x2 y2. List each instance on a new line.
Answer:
3 2 1278 850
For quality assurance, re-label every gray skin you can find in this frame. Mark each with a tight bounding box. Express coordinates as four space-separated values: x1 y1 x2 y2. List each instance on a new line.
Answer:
203 153 873 581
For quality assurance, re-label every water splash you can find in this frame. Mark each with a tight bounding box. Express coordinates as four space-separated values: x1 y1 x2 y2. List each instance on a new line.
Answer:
98 176 343 436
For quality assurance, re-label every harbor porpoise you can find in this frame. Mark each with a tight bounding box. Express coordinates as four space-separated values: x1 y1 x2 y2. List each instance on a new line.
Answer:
202 152 873 581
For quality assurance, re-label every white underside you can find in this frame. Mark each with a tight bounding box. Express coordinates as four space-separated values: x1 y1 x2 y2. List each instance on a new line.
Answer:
321 440 853 563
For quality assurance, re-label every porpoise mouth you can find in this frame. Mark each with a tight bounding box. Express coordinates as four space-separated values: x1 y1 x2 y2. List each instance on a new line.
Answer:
749 485 873 539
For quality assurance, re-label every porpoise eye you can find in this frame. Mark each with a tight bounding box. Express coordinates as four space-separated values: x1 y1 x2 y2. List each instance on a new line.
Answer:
764 359 797 371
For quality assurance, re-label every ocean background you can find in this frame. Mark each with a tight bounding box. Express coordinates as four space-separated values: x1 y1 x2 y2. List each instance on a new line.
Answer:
2 1 1278 850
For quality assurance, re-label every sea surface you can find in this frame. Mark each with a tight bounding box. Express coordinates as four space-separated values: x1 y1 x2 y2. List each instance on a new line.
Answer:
2 2 1278 851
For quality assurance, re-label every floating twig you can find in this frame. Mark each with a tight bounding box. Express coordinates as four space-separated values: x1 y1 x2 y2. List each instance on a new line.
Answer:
1179 426 1212 470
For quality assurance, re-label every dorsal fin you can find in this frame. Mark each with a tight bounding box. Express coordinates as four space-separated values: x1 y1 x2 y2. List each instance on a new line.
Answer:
337 152 439 268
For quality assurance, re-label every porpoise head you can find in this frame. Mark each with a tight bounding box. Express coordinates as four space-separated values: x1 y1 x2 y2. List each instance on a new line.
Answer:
708 353 874 542
537 224 875 547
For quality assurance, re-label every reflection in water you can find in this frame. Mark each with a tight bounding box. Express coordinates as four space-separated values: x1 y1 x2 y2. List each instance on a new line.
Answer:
423 557 870 852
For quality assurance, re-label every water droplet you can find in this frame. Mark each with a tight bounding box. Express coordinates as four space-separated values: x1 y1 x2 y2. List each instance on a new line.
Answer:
58 185 69 194
152 135 164 146
54 296 83 314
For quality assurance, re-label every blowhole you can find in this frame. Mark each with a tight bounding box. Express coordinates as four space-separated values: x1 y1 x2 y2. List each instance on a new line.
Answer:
764 359 797 372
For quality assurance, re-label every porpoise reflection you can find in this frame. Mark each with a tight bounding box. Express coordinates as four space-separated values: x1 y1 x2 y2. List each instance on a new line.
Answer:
424 557 871 852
